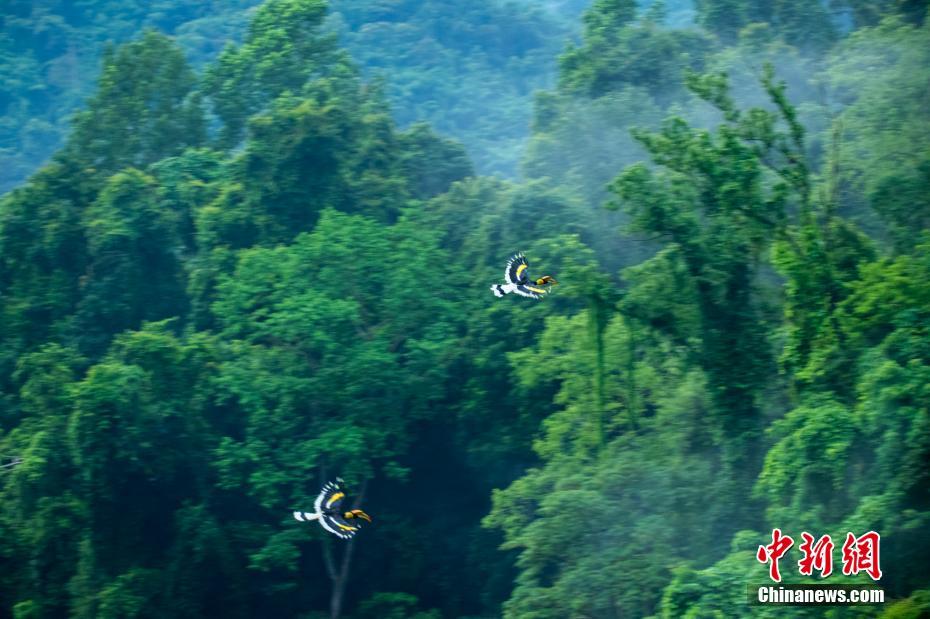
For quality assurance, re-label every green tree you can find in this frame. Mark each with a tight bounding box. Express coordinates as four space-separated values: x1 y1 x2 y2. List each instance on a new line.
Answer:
64 31 205 177
559 0 713 100
65 324 219 616
75 170 189 355
0 344 86 617
828 16 930 251
210 210 457 617
0 163 88 377
695 0 837 51
607 68 806 481
203 0 342 147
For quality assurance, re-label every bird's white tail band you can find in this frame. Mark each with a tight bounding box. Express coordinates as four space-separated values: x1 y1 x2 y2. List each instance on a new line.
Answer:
491 283 519 296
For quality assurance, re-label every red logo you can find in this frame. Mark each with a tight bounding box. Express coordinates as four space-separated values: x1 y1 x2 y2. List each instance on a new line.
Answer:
759 529 882 582
841 531 882 581
757 528 795 583
798 532 834 577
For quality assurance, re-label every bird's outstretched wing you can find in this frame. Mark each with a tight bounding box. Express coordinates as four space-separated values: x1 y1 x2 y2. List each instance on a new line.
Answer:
314 479 345 514
320 512 360 540
513 284 547 299
505 253 530 285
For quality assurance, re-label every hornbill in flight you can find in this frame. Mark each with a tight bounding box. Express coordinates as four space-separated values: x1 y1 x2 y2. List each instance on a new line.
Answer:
491 252 557 299
293 478 371 540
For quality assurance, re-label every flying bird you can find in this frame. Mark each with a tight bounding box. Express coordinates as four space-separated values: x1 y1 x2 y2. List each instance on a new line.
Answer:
490 252 557 299
293 478 371 540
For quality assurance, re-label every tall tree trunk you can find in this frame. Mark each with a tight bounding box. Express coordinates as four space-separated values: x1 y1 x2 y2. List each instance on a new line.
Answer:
321 479 368 619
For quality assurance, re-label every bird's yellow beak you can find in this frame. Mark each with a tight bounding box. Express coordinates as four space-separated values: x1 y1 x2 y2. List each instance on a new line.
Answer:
346 509 372 523
537 276 558 285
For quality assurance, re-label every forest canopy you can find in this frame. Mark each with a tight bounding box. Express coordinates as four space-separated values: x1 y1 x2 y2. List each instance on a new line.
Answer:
1 0 929 617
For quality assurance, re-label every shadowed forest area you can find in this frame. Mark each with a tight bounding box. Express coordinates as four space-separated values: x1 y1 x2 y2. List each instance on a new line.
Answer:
1 0 929 617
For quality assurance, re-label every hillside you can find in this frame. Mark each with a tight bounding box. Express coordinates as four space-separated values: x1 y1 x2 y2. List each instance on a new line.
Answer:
1 0 928 617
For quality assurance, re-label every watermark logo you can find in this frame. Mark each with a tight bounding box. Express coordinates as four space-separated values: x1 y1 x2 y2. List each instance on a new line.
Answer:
751 584 884 606
757 529 882 582
798 532 834 578
841 531 882 580
756 528 794 582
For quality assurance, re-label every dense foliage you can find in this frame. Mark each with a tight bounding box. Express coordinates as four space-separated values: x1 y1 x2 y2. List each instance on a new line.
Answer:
1 0 578 194
0 0 262 194
1 0 928 617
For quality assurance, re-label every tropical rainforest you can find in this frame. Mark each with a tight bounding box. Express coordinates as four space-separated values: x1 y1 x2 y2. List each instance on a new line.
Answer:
1 0 928 617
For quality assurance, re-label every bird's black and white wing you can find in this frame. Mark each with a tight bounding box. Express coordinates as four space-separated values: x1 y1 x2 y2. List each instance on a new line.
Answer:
319 512 361 540
513 284 547 299
295 479 347 523
314 479 345 514
505 253 530 285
